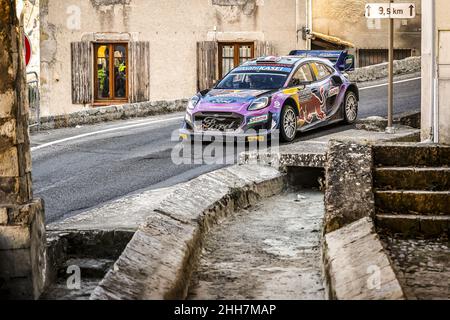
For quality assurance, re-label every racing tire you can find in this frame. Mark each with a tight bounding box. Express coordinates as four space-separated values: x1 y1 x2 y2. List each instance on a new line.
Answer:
344 91 358 124
280 105 298 142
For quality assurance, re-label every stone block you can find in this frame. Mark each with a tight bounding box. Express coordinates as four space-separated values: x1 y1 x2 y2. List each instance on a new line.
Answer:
0 249 32 278
324 218 405 300
0 91 15 118
356 116 388 132
0 147 19 177
0 118 16 148
372 143 450 167
0 225 31 250
0 207 7 224
324 140 375 233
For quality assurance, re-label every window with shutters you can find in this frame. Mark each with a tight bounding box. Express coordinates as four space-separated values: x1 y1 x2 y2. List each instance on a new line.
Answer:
94 43 128 103
196 41 273 92
72 40 149 105
219 43 254 78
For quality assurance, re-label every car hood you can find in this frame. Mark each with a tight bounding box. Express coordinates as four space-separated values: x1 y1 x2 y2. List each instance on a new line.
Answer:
196 89 271 112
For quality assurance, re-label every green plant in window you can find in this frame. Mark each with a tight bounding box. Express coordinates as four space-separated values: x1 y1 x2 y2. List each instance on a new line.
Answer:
98 68 106 91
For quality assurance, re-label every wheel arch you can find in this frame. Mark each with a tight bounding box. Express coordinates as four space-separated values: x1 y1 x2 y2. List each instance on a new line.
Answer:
346 84 359 101
282 97 300 117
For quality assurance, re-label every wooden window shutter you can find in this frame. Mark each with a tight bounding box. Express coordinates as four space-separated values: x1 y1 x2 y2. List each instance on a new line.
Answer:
130 41 150 103
255 41 276 58
71 42 93 104
197 41 218 92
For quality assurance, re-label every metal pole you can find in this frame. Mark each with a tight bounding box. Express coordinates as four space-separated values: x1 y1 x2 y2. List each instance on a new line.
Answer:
386 0 395 133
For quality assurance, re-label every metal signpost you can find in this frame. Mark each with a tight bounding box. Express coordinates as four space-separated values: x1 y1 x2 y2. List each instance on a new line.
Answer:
365 1 416 134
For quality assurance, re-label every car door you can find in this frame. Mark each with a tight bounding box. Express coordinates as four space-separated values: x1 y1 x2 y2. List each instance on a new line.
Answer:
287 63 315 127
309 62 333 120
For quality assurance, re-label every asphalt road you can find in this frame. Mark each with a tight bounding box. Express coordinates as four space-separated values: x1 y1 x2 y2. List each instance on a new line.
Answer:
31 76 421 223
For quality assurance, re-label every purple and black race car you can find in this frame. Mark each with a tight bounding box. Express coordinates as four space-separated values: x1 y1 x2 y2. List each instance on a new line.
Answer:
180 50 359 142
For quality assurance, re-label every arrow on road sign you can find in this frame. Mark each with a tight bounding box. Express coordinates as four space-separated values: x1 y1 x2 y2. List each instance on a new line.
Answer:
366 5 371 17
409 4 414 16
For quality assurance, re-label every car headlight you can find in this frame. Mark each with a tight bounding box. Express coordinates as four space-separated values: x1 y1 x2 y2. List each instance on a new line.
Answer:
248 97 270 111
187 95 200 110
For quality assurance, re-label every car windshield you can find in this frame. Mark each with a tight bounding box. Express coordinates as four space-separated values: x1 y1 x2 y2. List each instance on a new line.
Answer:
216 72 288 90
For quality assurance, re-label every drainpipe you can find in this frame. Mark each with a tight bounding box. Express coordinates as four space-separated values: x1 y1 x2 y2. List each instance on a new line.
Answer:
432 0 439 143
422 0 437 144
295 0 299 47
307 0 313 50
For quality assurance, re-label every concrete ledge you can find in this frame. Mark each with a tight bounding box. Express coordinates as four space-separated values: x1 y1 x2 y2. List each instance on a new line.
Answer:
32 99 188 132
90 165 286 300
323 218 405 300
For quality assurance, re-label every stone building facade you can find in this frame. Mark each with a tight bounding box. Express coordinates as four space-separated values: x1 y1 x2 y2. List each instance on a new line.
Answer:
39 0 309 117
312 0 422 66
37 0 422 118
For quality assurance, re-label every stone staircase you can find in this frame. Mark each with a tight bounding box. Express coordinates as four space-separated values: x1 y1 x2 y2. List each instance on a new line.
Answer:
373 143 450 239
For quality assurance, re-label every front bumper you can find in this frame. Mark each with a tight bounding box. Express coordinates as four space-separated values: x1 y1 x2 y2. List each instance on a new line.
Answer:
179 128 271 143
180 110 279 142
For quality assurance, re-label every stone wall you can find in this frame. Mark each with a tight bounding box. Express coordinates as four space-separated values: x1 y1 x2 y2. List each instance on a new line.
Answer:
0 1 46 300
33 99 188 131
324 140 375 233
348 56 421 83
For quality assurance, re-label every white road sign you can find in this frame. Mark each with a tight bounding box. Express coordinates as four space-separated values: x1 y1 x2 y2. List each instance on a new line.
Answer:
365 3 416 19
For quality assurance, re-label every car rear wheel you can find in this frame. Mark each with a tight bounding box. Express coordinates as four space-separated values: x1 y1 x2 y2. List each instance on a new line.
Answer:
280 105 298 142
344 91 358 124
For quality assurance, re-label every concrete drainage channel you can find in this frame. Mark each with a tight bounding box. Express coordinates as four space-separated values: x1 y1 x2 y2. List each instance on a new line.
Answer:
41 230 133 299
40 127 437 300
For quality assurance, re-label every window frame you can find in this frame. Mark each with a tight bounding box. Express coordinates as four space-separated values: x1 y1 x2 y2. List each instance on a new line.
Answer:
218 42 255 79
288 63 315 87
93 42 129 105
310 62 333 82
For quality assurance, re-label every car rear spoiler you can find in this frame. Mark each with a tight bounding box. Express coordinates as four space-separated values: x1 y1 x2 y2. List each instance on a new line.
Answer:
288 50 355 72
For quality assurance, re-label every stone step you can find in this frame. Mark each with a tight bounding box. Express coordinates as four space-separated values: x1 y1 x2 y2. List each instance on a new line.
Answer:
376 214 450 238
373 143 450 167
375 190 450 215
374 167 450 191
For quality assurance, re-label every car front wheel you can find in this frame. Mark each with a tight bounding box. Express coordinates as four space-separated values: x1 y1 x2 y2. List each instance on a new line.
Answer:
280 105 298 142
344 91 358 124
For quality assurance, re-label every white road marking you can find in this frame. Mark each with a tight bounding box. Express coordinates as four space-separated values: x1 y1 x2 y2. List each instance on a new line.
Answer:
359 76 421 91
31 116 183 151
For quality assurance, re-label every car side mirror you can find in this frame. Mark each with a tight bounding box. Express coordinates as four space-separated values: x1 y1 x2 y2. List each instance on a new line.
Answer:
331 75 343 86
342 55 355 72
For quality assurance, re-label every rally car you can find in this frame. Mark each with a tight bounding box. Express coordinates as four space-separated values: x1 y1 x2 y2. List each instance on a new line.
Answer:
180 50 359 142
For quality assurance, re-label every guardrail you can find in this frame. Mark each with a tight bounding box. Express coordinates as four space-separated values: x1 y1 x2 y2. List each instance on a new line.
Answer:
27 71 40 130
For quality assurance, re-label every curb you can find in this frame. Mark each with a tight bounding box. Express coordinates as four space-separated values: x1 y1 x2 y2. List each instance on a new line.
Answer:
323 218 405 300
32 99 188 132
90 165 286 300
